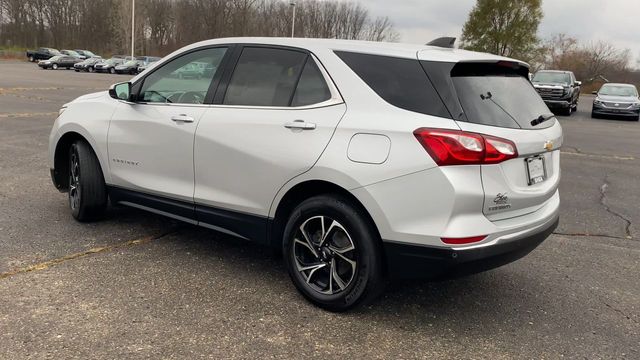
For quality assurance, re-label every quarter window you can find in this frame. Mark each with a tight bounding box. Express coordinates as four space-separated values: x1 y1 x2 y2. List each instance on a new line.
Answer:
335 51 450 118
223 47 307 107
139 47 227 104
291 59 332 107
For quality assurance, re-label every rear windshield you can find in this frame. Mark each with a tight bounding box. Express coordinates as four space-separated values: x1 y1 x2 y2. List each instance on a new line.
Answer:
532 72 571 85
452 63 553 129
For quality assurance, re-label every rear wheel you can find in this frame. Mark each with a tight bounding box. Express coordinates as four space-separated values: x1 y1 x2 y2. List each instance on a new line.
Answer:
282 195 385 312
68 140 107 222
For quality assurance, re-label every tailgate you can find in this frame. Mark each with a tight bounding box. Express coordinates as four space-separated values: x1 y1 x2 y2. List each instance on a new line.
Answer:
457 121 563 221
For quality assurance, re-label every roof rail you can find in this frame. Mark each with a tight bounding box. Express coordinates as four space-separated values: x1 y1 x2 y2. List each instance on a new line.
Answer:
426 37 456 49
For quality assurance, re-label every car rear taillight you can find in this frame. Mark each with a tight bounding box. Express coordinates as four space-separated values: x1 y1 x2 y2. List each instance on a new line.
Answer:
413 128 518 166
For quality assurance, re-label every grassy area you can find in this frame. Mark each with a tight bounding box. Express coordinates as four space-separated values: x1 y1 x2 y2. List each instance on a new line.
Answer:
0 46 27 60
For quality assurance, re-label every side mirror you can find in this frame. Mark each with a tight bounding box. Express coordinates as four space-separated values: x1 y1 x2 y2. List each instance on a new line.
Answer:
109 82 132 101
575 81 582 87
592 91 598 95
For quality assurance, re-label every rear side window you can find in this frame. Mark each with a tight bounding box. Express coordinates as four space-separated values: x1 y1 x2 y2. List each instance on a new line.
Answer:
291 59 331 107
224 47 307 106
335 51 450 118
451 63 553 129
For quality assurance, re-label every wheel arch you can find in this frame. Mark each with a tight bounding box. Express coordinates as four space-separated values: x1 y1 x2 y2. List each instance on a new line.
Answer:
52 131 104 191
269 180 383 253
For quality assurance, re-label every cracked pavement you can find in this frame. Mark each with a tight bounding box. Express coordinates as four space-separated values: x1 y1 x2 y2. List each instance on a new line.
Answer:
0 61 638 358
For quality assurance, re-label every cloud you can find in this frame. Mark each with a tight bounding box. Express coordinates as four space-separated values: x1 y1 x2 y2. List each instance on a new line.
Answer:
358 0 640 62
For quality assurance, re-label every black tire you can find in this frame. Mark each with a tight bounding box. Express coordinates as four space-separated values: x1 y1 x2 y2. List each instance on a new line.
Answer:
52 63 58 70
591 111 597 119
29 55 35 62
561 106 571 116
88 66 94 73
68 140 107 222
282 194 385 312
109 67 115 74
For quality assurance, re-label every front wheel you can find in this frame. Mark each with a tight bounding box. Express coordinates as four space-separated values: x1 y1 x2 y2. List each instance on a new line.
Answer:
282 195 385 312
109 67 115 74
68 140 107 221
29 56 35 62
52 63 58 70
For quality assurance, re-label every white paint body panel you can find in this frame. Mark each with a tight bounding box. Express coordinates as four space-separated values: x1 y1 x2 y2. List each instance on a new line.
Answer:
194 104 346 215
49 37 560 251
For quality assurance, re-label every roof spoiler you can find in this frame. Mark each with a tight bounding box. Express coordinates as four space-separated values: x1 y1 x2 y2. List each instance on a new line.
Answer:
426 37 456 49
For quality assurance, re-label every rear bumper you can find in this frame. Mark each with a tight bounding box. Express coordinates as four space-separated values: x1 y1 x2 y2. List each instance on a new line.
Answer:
383 215 559 279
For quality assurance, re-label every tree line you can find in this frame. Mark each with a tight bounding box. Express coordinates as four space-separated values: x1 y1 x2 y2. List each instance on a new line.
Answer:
461 0 636 89
0 0 399 56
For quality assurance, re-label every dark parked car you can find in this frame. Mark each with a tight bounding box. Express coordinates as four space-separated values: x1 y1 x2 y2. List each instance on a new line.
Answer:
114 60 143 75
94 58 126 73
136 57 161 73
592 83 640 121
74 57 103 72
532 70 581 116
38 55 82 70
75 49 99 58
61 49 85 59
26 47 61 62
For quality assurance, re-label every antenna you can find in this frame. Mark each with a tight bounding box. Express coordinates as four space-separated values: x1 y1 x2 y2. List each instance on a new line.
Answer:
426 37 456 49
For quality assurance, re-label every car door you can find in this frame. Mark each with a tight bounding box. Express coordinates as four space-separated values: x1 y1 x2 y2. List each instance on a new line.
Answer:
193 46 346 240
108 46 230 218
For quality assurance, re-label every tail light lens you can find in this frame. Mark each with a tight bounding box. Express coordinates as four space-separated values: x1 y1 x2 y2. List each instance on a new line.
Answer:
414 128 518 166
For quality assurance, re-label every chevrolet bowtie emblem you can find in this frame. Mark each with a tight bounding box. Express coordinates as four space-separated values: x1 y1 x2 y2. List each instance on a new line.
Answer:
544 141 553 151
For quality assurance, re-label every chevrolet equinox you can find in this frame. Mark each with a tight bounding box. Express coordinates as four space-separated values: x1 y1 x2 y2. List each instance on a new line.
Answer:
49 38 561 311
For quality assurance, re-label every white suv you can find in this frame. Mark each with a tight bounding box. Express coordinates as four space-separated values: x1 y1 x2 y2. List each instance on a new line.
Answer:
49 38 561 311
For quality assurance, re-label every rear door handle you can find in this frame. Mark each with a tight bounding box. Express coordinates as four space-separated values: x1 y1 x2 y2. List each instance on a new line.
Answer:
284 120 316 130
171 114 194 123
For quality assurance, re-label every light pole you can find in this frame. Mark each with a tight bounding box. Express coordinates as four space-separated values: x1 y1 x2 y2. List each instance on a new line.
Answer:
290 2 296 38
131 0 135 58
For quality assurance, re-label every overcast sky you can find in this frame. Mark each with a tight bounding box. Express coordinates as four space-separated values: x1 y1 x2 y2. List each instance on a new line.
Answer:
360 0 640 64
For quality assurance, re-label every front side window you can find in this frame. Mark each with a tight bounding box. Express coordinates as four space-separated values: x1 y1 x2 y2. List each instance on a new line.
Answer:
139 47 227 105
224 47 307 106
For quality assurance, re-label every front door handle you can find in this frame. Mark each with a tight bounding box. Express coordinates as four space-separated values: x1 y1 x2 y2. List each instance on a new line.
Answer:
171 114 194 123
284 120 316 130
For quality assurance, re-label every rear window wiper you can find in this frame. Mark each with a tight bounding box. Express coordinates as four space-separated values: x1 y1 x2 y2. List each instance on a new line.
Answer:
531 113 555 126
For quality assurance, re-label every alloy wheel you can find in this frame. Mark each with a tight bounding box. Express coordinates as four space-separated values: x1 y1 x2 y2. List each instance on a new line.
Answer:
292 215 357 295
68 147 81 210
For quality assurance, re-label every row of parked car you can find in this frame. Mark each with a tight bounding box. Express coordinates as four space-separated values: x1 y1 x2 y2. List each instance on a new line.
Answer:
531 69 640 121
26 47 161 75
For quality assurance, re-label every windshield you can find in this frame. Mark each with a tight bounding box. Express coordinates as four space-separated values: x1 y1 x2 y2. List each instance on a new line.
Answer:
453 74 553 129
599 85 638 97
64 50 79 56
124 60 138 66
532 72 571 85
48 56 61 61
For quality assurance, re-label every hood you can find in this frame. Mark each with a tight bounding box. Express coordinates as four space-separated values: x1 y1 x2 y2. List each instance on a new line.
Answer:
597 94 640 103
532 82 566 89
64 91 108 107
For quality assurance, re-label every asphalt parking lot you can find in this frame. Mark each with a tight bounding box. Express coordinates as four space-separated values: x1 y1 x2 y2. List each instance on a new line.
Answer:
0 60 638 359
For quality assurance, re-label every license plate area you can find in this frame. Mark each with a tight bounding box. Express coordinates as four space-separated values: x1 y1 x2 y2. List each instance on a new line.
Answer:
525 155 546 185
